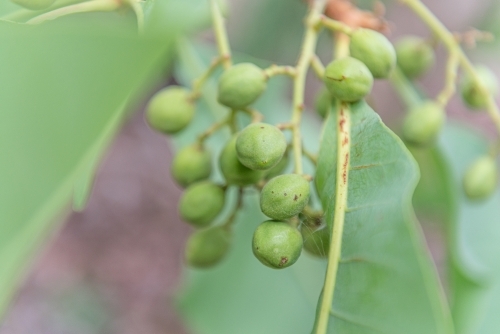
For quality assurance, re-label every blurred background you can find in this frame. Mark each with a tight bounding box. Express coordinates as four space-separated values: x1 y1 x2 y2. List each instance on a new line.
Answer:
0 0 499 333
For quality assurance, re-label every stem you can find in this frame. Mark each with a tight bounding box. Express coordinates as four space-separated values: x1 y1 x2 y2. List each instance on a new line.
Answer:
27 0 120 24
190 56 224 100
319 15 353 35
389 67 422 108
210 0 232 69
291 0 327 175
242 108 264 123
315 35 351 334
436 52 459 107
222 187 244 229
302 146 318 165
311 55 326 79
401 0 500 136
125 0 144 34
263 65 297 78
197 116 230 144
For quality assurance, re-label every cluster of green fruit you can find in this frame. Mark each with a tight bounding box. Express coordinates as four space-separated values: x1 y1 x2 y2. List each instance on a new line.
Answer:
315 31 499 201
146 62 330 269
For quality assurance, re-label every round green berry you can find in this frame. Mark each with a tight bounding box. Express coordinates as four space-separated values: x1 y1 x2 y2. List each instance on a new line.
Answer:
315 89 335 119
460 66 499 110
171 144 212 188
252 221 303 269
260 174 310 220
349 28 396 79
186 226 231 268
235 123 287 171
219 136 264 186
179 181 225 228
463 156 498 200
217 63 267 109
301 225 329 258
324 57 374 102
402 101 446 146
265 150 290 180
11 0 55 10
396 36 435 79
146 86 195 134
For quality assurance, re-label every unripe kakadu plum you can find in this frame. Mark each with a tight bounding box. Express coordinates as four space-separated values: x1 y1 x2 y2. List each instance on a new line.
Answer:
460 66 499 110
146 86 195 134
402 101 445 146
301 225 330 258
463 156 498 200
324 57 374 102
179 181 225 228
171 144 212 188
315 89 335 119
349 28 397 79
236 123 287 171
11 0 55 10
219 136 264 186
396 36 435 79
260 174 310 220
265 150 290 180
252 221 303 269
185 226 231 268
217 63 267 110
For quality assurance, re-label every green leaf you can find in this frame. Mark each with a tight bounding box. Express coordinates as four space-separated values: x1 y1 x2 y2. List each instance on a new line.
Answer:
436 124 500 334
314 101 454 333
0 19 174 317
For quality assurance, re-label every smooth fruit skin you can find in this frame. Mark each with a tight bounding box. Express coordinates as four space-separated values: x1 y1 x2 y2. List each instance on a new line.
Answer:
349 28 397 79
463 156 498 200
396 36 435 79
11 0 55 10
217 63 267 110
179 181 225 228
235 123 287 171
219 136 264 186
186 227 231 268
315 89 334 119
402 101 446 146
146 86 195 134
460 66 499 110
171 144 212 188
301 225 330 258
260 174 310 220
324 57 374 102
252 221 303 269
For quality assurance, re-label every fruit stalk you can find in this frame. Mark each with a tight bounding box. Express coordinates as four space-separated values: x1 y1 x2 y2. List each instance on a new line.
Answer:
210 0 232 69
27 0 120 24
401 0 500 139
291 0 327 175
315 36 352 334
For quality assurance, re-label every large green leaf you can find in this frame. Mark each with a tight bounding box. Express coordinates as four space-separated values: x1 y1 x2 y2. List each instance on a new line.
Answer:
0 16 176 318
314 101 454 333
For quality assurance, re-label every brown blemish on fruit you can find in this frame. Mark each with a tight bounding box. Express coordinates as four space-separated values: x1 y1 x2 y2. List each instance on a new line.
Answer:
284 193 287 196
293 195 298 201
279 257 288 266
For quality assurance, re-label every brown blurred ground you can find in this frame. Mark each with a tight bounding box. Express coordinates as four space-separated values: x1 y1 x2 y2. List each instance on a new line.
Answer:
0 0 496 333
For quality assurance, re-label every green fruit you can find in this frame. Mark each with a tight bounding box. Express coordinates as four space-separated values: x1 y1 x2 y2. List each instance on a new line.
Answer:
349 28 397 79
179 181 225 228
301 225 330 257
324 57 374 102
396 36 435 79
11 0 55 10
146 86 195 134
235 123 287 171
252 221 303 269
315 89 335 118
402 101 446 146
219 136 264 186
265 150 290 179
463 156 498 200
186 226 231 268
460 66 499 110
171 144 212 188
260 174 310 220
217 63 267 109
